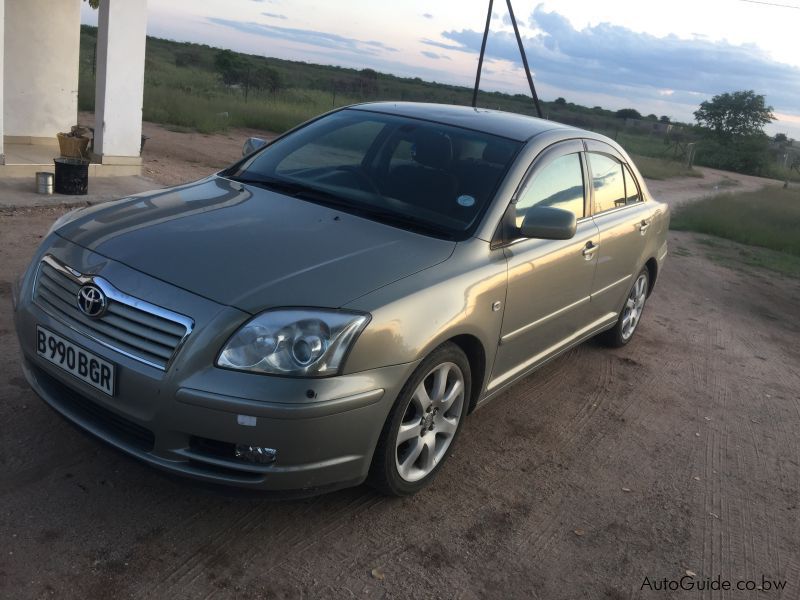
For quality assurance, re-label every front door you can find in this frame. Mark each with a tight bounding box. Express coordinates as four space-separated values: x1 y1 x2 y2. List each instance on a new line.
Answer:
489 144 599 391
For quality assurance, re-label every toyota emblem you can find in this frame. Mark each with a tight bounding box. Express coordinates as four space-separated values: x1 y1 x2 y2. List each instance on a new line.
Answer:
77 284 107 318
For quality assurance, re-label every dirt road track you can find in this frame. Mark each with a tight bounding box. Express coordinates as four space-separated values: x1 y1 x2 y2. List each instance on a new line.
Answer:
646 166 785 207
1 168 799 597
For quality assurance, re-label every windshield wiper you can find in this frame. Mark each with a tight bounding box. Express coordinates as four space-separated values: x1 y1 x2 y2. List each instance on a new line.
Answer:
228 175 357 207
227 175 305 196
357 208 454 239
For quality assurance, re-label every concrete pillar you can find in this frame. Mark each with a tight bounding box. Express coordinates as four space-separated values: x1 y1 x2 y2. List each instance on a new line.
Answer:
93 0 147 164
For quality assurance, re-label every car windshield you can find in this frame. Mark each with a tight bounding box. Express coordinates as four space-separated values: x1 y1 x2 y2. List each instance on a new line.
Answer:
226 109 521 239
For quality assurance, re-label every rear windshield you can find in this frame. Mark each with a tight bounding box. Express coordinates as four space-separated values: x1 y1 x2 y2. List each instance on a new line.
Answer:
228 109 521 239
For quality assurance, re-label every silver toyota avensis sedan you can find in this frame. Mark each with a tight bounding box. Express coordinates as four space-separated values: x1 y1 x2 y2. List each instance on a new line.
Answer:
13 103 668 496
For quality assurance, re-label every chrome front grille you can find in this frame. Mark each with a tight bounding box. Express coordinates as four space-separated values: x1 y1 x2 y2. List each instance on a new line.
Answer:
33 255 193 370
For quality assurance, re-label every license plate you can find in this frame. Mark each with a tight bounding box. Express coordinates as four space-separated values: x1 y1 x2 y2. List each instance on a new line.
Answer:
36 325 115 396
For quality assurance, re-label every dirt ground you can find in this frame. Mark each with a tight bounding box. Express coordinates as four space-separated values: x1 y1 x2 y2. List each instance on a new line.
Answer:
1 123 799 599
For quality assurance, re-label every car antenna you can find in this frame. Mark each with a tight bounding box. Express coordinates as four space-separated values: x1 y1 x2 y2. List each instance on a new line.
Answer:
471 0 544 119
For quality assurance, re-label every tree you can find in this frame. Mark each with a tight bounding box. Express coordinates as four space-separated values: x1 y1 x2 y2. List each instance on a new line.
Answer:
554 97 567 106
615 108 641 120
83 0 99 8
214 50 249 86
646 113 658 121
175 50 202 68
774 133 788 144
693 91 775 175
252 65 282 94
659 115 671 124
694 90 774 137
358 68 378 96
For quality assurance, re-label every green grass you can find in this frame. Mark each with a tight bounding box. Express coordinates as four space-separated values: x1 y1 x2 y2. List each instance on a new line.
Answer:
140 86 358 134
631 154 702 180
695 236 800 277
769 163 800 184
671 187 800 258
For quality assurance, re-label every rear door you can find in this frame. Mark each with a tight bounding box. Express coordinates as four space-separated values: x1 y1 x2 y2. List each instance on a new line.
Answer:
585 141 655 319
490 141 600 390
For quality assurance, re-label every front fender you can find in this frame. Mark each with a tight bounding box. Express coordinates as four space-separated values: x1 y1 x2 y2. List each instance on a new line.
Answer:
342 240 507 394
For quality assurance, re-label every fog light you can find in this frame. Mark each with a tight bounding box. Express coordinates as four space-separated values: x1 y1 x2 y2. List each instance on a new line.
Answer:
234 445 278 464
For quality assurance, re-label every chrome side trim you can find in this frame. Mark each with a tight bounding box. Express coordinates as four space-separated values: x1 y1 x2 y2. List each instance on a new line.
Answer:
35 255 194 371
488 312 617 390
500 295 591 344
589 201 644 220
591 274 631 298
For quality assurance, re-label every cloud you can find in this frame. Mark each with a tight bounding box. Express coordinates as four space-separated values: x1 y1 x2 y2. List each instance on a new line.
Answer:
420 38 470 53
422 13 433 19
423 6 800 117
208 18 398 55
421 50 451 61
262 12 287 20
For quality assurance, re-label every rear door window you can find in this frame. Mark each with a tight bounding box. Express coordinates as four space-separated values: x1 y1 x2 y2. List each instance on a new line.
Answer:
588 153 626 214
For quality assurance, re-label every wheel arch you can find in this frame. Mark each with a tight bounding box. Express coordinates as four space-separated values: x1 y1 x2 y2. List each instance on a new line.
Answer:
644 257 658 296
445 333 487 415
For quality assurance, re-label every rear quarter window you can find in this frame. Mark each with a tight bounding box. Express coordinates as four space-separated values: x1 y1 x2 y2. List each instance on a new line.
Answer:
623 165 642 204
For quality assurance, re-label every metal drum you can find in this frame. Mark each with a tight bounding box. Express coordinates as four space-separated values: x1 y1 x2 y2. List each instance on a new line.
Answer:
36 172 54 195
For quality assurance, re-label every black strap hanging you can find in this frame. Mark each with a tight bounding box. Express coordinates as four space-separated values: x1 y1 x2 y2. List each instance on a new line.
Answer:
471 0 544 118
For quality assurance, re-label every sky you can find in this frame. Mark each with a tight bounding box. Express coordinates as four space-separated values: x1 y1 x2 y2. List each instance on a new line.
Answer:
81 0 800 138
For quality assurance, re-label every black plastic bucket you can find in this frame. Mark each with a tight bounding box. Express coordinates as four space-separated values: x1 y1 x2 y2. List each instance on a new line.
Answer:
54 158 90 195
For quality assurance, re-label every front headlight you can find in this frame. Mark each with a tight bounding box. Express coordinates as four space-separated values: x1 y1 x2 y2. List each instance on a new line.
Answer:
216 309 370 377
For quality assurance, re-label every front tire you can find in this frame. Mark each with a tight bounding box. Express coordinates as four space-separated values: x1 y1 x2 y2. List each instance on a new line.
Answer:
368 343 470 496
600 268 649 348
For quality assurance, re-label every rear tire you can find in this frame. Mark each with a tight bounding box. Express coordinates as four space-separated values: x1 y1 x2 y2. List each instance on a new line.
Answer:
368 342 470 496
599 268 649 348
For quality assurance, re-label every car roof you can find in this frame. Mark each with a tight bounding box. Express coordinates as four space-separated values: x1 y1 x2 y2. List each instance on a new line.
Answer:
348 101 581 143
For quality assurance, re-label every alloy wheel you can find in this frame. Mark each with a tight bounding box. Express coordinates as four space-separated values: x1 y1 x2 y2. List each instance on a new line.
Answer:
394 362 465 482
621 272 648 341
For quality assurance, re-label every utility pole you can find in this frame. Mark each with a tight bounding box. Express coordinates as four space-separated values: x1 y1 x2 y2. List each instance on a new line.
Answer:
471 0 543 118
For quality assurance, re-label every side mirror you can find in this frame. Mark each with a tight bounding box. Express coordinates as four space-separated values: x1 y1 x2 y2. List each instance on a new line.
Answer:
242 137 267 156
519 206 577 240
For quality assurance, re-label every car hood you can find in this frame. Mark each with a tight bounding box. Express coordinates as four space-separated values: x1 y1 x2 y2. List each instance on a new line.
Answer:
56 177 456 313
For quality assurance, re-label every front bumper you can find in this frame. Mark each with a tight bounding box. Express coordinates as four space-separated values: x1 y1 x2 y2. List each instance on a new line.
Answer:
12 243 416 493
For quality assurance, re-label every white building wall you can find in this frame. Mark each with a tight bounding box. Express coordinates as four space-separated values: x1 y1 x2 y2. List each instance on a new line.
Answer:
3 0 81 141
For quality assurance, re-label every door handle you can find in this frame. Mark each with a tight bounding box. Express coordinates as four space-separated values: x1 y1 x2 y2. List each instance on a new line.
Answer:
582 241 599 259
639 220 650 234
